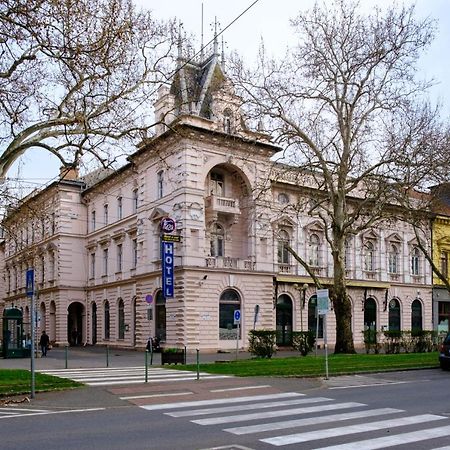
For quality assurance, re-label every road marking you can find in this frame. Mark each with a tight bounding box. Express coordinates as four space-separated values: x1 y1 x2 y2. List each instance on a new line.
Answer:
91 375 231 386
224 407 402 435
329 381 409 390
260 414 446 446
120 391 194 400
192 402 365 426
166 397 332 418
0 407 105 420
313 425 450 450
0 407 49 412
142 392 304 411
210 385 271 393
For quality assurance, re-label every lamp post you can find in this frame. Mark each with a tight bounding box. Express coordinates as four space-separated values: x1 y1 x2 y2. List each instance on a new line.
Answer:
294 283 308 331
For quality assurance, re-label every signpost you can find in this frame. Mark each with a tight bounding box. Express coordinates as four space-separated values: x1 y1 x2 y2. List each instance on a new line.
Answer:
26 268 35 398
316 289 330 379
234 309 241 360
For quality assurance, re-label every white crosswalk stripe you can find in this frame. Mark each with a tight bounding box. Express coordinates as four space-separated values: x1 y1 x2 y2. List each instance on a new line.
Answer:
0 407 104 419
140 391 450 449
40 366 231 386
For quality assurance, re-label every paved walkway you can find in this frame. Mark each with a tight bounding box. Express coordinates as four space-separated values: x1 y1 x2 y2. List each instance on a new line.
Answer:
0 345 305 371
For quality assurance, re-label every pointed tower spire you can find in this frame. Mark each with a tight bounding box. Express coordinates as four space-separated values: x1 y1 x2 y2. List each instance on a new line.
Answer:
213 16 219 56
221 36 225 70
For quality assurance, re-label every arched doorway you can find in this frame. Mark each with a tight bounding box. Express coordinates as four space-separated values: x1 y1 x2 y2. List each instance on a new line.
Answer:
68 302 84 346
364 297 377 343
118 298 125 340
49 301 56 343
91 302 97 345
155 291 166 341
218 289 241 340
411 299 423 331
276 295 293 346
132 296 137 347
388 298 401 331
39 302 46 333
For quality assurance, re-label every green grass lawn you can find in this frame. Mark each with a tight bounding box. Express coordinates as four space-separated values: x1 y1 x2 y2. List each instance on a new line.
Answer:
0 369 83 397
181 352 440 377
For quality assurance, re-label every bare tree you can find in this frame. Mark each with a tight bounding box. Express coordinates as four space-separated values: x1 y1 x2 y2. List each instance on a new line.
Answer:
0 0 178 177
232 1 449 352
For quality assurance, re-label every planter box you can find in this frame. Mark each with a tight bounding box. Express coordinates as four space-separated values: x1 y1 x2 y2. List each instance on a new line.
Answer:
161 350 185 365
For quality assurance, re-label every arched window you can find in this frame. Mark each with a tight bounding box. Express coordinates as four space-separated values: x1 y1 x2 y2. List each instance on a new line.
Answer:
308 295 323 339
210 223 224 257
118 298 125 340
277 229 290 264
364 241 375 272
411 299 423 331
411 247 420 276
309 234 321 267
388 244 399 274
388 299 401 331
104 300 110 340
219 289 241 340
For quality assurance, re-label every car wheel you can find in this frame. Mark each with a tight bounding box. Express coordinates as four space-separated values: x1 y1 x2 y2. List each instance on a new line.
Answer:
440 361 450 371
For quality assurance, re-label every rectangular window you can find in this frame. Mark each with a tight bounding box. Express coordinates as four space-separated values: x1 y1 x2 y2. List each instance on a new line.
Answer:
132 238 138 269
41 256 45 283
104 204 109 226
103 248 109 276
117 244 123 272
51 212 56 235
91 210 96 231
210 171 224 196
133 188 138 213
90 253 96 279
157 171 164 199
117 197 123 220
441 251 448 279
49 252 55 280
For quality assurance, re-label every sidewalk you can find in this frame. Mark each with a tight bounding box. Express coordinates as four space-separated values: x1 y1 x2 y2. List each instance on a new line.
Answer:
0 345 305 371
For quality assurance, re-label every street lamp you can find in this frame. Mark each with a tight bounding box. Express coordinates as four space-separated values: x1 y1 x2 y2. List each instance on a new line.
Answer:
294 283 308 331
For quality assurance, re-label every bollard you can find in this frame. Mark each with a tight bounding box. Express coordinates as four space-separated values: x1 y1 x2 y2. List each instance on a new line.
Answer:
65 345 68 369
184 345 187 365
196 349 200 380
145 350 148 383
106 345 109 368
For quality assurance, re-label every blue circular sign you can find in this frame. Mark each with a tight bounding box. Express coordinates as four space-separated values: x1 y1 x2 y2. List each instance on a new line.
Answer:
234 310 241 321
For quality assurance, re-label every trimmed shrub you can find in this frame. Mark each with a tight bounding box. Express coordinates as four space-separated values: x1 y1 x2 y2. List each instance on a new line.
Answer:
292 331 315 356
248 330 277 358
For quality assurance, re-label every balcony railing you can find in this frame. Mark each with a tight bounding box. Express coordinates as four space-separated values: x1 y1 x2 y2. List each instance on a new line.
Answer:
205 257 255 270
205 195 240 215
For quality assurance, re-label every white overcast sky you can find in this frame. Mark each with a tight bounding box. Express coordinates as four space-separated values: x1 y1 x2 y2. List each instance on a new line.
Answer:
12 0 450 187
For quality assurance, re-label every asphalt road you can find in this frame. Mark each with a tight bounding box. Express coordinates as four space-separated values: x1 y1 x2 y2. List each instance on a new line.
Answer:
1 368 450 450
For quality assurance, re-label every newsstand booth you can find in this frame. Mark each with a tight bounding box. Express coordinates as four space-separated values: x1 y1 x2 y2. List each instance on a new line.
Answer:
2 307 31 358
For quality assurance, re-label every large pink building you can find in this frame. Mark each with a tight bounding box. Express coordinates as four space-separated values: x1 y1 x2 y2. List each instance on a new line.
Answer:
1 49 433 352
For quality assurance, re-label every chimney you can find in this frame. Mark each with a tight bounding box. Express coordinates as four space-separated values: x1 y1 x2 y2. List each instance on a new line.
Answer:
59 165 79 181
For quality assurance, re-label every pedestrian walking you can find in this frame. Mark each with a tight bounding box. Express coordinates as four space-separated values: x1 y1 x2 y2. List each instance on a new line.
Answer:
39 330 50 357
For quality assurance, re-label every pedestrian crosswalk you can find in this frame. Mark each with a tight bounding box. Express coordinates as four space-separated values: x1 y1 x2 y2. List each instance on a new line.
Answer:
40 366 231 386
140 391 450 449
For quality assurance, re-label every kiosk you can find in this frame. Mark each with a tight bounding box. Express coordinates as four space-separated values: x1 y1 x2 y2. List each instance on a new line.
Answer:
2 307 31 358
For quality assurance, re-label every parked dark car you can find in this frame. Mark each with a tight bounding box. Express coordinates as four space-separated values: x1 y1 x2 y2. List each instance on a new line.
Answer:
439 333 450 370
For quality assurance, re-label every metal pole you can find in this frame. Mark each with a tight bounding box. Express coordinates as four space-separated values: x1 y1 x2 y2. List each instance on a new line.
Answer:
324 314 329 380
196 349 200 380
65 345 68 369
150 342 153 366
315 307 319 357
145 350 148 383
184 345 187 365
235 322 240 360
30 289 35 399
106 345 109 368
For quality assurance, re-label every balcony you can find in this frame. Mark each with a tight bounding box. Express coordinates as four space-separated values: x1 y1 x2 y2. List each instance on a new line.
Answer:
205 195 240 216
205 257 255 270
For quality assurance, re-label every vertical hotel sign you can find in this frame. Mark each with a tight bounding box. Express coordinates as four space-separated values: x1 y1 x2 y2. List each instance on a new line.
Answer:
161 217 176 298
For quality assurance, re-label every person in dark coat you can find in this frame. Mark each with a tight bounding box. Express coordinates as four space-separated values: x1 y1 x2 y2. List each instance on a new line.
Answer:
39 331 50 357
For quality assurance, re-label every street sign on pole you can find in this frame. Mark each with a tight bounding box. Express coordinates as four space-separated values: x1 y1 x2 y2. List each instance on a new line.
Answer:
27 268 35 398
233 309 241 325
317 289 329 315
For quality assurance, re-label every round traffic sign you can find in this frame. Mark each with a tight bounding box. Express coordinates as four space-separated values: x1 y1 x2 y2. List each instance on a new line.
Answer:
234 310 241 322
